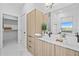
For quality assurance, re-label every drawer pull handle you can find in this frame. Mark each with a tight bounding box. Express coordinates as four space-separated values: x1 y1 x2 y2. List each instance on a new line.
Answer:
29 46 31 47
29 41 31 42
28 35 32 37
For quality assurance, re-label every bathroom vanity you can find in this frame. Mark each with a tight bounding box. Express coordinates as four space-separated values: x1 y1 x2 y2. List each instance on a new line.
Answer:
34 34 79 56
27 32 79 56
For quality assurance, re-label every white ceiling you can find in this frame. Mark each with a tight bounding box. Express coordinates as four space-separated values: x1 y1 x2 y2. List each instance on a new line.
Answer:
0 3 24 9
0 3 24 16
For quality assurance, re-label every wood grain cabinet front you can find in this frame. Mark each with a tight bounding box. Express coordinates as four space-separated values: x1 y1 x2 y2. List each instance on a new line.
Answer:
42 41 52 56
65 48 79 56
55 45 66 56
27 9 48 56
51 44 55 56
55 45 79 56
27 37 35 55
34 38 43 56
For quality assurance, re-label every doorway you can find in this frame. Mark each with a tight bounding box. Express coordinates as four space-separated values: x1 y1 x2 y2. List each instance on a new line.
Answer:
3 14 18 47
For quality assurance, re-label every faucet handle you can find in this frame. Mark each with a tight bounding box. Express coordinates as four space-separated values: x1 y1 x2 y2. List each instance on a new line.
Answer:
50 32 52 34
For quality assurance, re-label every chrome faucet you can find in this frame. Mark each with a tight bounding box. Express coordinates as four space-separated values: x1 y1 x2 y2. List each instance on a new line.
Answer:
47 32 52 37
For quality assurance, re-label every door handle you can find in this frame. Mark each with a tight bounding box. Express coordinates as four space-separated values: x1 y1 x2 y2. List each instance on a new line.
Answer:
24 32 26 34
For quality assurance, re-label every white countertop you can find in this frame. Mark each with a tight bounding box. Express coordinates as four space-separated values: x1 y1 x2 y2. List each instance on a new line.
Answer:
38 37 79 52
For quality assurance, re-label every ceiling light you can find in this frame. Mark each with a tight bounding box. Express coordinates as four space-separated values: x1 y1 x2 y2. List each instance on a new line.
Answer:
45 3 54 8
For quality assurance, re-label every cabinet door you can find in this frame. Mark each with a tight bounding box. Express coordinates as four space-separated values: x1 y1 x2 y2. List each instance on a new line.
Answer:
42 41 52 56
30 10 35 37
51 44 55 56
65 49 76 56
37 40 43 56
27 10 35 37
55 45 66 56
34 38 43 56
36 10 43 33
34 38 38 56
27 13 31 36
27 37 35 55
75 51 79 56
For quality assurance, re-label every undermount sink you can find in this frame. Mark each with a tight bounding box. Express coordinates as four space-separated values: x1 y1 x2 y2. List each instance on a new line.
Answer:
41 33 78 46
42 34 59 40
42 34 66 43
63 35 78 46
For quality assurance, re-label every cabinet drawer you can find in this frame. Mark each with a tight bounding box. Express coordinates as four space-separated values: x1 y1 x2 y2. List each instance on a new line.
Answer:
27 45 32 53
75 51 79 56
27 44 34 55
27 40 32 45
27 37 35 46
65 49 75 56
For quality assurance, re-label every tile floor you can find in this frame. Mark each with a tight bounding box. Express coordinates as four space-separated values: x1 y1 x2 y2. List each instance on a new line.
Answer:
0 41 32 56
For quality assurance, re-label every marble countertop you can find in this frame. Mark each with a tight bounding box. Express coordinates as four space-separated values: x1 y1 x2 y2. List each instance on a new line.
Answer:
38 37 79 52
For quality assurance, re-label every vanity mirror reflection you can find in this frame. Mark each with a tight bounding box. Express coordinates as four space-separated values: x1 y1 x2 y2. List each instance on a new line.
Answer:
59 16 79 45
61 17 73 33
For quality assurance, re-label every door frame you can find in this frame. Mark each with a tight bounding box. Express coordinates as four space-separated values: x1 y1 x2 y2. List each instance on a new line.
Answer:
2 13 19 48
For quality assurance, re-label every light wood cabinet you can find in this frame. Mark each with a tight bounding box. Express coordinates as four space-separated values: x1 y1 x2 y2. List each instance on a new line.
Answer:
27 9 44 55
55 45 79 56
34 38 43 56
34 38 38 56
35 39 53 56
35 10 44 33
30 10 35 37
27 10 36 37
27 13 31 36
51 44 55 56
37 39 43 56
75 51 79 56
65 48 79 56
55 45 66 56
27 37 35 55
34 39 55 56
42 41 52 56
28 36 79 56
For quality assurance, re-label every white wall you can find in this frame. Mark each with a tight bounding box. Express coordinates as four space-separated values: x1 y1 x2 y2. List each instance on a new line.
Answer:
51 4 79 34
0 3 23 16
22 3 45 14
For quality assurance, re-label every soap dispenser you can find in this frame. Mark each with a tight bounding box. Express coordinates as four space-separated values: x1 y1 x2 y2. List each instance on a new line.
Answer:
76 32 79 42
